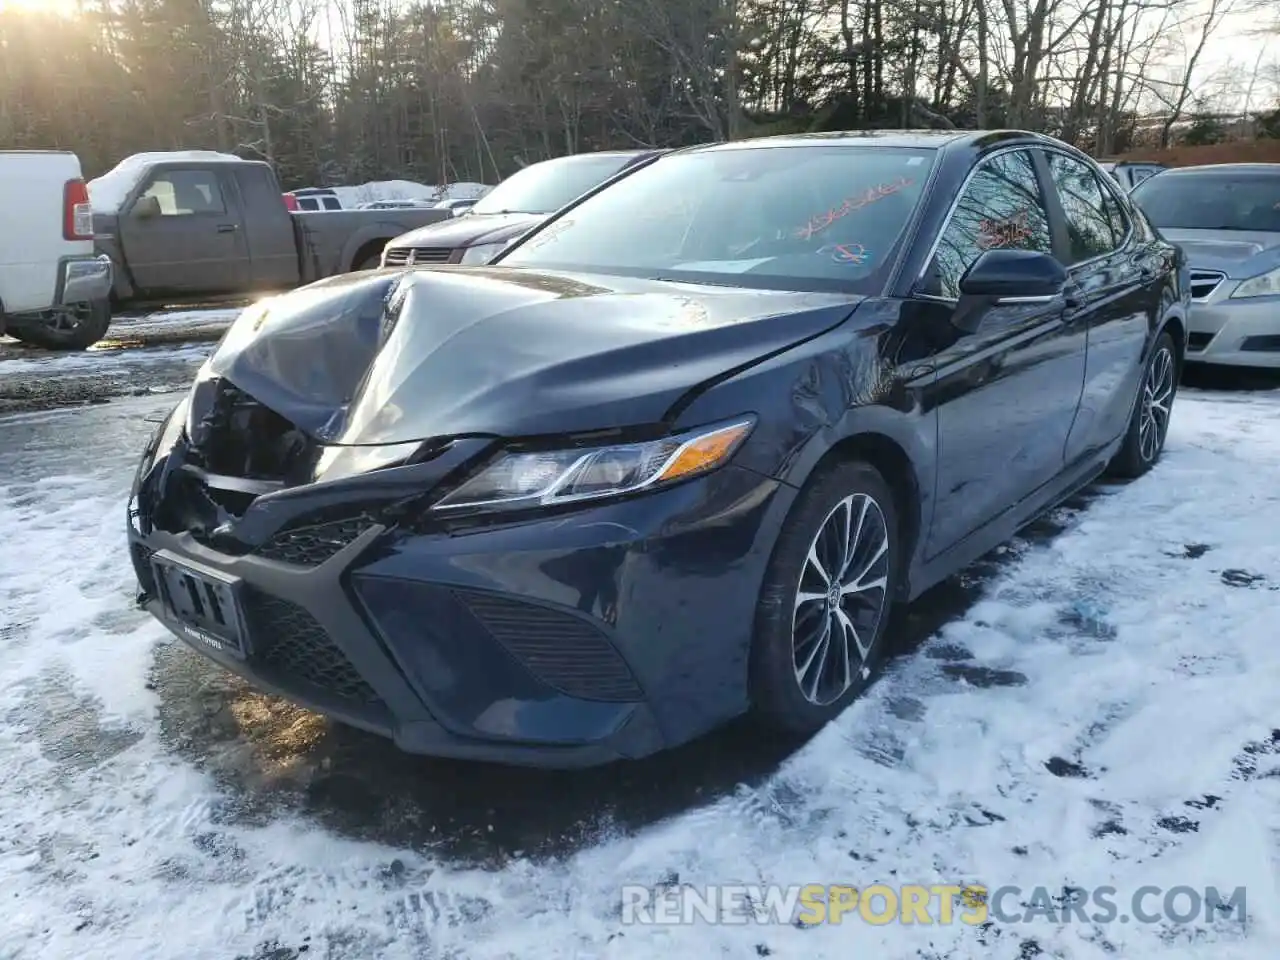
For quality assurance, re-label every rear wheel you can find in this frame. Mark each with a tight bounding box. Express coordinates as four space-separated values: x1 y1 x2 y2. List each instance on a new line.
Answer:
7 298 111 351
749 460 901 733
1109 331 1177 479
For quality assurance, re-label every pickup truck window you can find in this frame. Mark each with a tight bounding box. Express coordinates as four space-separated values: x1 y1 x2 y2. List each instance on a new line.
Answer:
139 169 227 216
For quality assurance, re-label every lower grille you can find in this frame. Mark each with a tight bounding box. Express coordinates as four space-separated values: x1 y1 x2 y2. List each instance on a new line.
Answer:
254 512 377 566
1241 335 1280 353
242 589 381 703
455 589 643 702
383 246 453 266
1190 270 1225 302
1187 332 1214 352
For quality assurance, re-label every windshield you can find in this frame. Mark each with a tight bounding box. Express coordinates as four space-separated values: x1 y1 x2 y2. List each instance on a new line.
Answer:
498 145 935 291
468 155 637 215
1131 173 1280 232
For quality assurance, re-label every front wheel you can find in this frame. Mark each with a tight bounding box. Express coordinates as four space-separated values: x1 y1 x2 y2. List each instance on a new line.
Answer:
6 299 111 351
1109 331 1177 479
749 460 901 734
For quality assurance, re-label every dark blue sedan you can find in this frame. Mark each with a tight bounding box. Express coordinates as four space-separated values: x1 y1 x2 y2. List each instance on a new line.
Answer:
127 130 1188 767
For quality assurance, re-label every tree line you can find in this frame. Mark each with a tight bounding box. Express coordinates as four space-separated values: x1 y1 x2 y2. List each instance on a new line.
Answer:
1 0 1277 191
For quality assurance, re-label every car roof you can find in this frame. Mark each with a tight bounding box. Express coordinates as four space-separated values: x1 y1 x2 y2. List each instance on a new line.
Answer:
537 149 661 163
670 129 1061 155
1096 158 1164 166
1157 163 1280 175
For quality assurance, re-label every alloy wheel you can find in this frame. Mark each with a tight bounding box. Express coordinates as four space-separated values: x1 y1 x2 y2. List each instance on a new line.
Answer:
1139 345 1175 463
45 304 89 333
792 493 891 706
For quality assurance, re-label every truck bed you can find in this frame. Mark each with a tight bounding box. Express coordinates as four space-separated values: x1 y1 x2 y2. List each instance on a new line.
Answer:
292 207 451 280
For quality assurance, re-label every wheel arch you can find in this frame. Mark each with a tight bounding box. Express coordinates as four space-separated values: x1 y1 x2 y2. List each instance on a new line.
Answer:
1158 311 1187 372
784 421 929 603
349 236 391 271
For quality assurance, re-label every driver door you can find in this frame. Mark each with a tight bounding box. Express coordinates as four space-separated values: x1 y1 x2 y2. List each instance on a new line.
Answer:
916 148 1088 558
119 167 249 296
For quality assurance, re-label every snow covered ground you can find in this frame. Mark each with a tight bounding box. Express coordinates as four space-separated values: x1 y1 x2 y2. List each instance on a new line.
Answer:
2 380 1280 960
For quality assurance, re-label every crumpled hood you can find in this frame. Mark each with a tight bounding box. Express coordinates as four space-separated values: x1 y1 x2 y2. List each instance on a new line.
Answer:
200 267 865 447
384 212 543 251
1160 228 1280 279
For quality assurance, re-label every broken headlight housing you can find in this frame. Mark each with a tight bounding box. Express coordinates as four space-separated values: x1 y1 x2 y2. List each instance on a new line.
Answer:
134 398 187 492
431 417 755 513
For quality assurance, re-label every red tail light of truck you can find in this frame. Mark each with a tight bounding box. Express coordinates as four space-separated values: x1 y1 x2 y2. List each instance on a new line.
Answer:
63 179 94 241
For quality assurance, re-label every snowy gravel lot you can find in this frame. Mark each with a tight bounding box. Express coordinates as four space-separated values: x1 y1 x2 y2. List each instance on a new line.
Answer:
0 307 240 413
3 317 1280 959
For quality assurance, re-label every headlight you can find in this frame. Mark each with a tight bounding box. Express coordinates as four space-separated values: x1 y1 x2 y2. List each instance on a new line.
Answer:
1231 266 1280 299
432 417 756 513
458 241 510 265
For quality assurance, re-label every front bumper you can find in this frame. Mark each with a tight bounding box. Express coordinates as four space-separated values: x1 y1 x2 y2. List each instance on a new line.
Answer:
59 254 114 306
129 459 795 767
1185 280 1280 368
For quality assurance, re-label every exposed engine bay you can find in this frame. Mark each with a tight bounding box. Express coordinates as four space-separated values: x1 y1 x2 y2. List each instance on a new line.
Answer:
187 378 315 483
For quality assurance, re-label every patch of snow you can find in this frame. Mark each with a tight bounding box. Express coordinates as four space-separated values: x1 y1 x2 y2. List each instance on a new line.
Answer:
88 152 242 212
3 386 1280 958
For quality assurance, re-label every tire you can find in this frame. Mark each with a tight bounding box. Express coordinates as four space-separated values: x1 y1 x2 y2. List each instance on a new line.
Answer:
1108 331 1177 479
749 460 901 734
7 298 111 351
353 251 384 271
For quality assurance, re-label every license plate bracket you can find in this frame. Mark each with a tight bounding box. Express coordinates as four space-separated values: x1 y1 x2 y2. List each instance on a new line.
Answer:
150 550 248 660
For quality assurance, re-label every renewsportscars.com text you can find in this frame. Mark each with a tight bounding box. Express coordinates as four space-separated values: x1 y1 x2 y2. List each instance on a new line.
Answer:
619 883 1247 926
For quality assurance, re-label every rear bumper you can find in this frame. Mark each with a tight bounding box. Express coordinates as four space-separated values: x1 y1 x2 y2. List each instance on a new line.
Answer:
58 254 113 306
129 462 794 768
0 254 111 334
1186 285 1280 368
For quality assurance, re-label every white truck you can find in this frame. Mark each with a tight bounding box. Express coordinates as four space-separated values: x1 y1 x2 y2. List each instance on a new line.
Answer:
0 150 114 349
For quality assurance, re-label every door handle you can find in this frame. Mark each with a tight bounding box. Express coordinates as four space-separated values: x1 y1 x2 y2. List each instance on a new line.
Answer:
216 224 238 234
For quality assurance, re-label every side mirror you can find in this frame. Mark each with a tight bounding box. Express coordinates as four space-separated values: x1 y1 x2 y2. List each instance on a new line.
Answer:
958 248 1068 300
132 195 162 220
948 248 1068 334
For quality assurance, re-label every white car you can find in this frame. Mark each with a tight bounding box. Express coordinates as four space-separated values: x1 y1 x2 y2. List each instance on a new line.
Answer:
0 150 113 349
434 197 479 216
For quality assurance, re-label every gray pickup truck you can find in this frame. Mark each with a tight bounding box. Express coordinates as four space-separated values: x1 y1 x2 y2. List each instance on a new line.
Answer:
91 155 451 310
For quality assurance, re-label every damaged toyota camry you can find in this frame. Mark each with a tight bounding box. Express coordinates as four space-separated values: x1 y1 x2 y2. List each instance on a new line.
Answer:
127 130 1188 767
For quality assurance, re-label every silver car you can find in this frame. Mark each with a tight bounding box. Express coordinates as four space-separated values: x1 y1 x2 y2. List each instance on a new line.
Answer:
1130 164 1280 367
1097 159 1166 192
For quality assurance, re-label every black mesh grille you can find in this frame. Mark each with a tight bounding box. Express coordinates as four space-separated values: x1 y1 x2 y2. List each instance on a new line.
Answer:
243 589 381 703
455 589 643 702
254 512 377 566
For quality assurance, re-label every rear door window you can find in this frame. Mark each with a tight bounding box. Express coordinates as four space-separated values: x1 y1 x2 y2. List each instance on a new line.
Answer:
1045 152 1121 264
